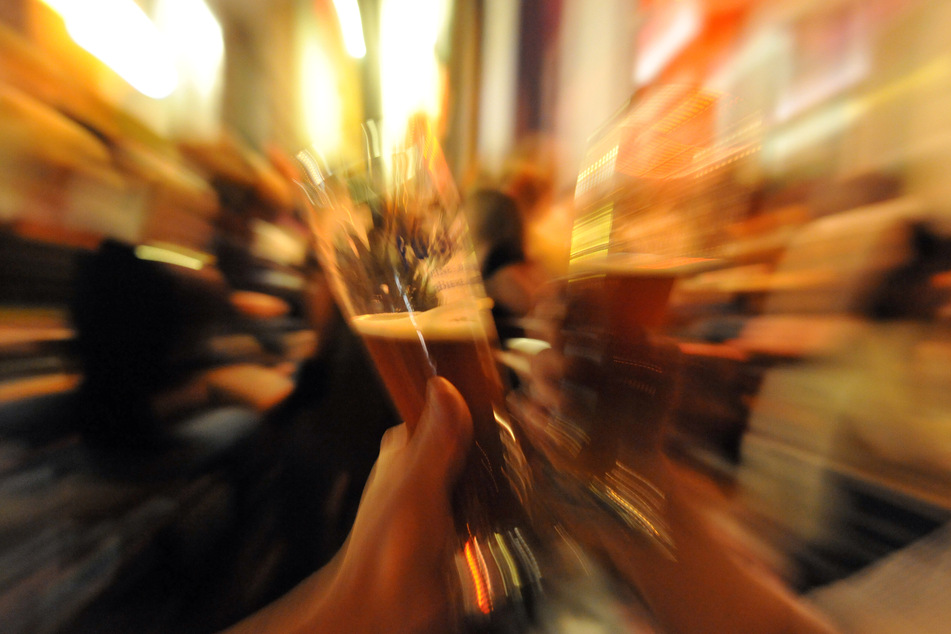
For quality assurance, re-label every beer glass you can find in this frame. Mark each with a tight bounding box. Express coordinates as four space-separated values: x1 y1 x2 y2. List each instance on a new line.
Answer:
506 95 728 599
296 119 537 630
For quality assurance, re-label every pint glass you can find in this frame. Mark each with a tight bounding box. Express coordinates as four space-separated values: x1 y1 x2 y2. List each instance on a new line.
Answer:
558 255 710 475
296 120 535 629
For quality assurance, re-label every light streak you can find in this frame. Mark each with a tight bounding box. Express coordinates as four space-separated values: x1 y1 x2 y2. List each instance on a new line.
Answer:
464 538 492 614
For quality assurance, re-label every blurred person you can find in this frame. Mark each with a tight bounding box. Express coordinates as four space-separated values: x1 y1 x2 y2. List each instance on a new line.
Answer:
830 220 951 480
467 187 550 341
499 136 571 277
71 239 234 449
735 213 951 568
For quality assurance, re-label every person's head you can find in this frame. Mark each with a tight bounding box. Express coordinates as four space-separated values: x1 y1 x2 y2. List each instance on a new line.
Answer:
501 136 556 221
466 188 524 260
869 221 951 321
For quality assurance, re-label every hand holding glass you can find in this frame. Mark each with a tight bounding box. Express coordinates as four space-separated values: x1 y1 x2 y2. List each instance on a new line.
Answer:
296 121 536 629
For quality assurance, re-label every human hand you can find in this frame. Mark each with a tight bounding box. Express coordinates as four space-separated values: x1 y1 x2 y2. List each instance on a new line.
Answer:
225 377 472 634
511 281 842 634
324 376 473 633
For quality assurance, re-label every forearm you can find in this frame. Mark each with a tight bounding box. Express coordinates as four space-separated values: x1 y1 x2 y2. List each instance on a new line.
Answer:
223 550 363 634
597 459 838 634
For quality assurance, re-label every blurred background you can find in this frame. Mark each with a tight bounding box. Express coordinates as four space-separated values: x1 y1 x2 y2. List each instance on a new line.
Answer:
1 0 951 632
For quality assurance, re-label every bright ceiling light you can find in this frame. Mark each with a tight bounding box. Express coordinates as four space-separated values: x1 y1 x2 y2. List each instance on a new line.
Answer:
40 0 178 99
379 0 446 146
153 0 225 136
154 0 224 83
333 0 367 59
302 32 342 153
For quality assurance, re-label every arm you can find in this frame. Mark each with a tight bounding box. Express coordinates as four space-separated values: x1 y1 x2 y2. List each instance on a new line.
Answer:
223 552 345 633
522 286 840 634
590 456 839 634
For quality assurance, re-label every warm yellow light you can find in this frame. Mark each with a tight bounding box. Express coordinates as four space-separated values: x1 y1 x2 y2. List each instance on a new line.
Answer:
153 0 225 137
41 0 178 98
302 33 342 153
154 0 224 84
634 0 700 85
333 0 366 59
464 539 492 615
134 244 205 270
379 0 446 148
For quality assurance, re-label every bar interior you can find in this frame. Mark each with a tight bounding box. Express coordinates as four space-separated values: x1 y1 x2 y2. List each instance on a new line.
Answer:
1 1 950 632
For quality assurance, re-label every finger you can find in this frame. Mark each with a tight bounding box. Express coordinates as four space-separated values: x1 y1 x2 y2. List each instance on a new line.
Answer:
356 423 408 511
379 422 409 456
409 377 473 491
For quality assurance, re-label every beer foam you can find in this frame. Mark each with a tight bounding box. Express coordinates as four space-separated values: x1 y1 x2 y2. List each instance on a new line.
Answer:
571 254 721 277
351 305 490 340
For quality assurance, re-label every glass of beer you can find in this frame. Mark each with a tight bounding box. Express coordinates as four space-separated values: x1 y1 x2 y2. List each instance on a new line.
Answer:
554 255 712 475
296 118 537 629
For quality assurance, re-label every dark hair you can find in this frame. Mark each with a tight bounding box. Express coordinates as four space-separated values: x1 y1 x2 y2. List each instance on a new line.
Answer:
869 222 951 321
467 188 524 248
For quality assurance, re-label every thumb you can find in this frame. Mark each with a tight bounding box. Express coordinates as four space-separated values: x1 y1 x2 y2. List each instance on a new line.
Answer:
409 377 473 491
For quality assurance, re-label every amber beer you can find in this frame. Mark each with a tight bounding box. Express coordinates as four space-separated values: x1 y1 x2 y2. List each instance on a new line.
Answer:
351 308 513 527
563 256 714 474
566 255 714 334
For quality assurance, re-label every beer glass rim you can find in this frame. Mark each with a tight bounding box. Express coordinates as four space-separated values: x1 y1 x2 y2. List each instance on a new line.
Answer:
568 254 723 277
